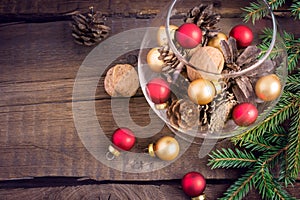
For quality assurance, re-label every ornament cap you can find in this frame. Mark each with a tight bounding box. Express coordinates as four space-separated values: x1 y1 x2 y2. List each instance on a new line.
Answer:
155 102 169 110
106 145 120 160
191 193 206 200
148 143 156 157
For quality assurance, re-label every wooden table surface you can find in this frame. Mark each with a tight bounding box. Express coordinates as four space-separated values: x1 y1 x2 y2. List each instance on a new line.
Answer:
0 0 299 199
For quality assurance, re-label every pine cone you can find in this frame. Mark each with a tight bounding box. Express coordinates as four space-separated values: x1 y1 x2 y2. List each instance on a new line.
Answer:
185 4 221 44
158 45 182 73
209 92 237 132
220 37 261 71
71 7 111 46
166 99 199 130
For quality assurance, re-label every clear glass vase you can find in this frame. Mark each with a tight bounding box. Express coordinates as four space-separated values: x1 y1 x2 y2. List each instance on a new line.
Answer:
138 0 287 139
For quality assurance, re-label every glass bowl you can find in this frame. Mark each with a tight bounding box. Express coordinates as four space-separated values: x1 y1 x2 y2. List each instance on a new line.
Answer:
138 0 287 139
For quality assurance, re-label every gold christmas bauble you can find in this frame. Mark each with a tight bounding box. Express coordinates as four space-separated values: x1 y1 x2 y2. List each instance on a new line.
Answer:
149 136 180 161
207 32 227 51
157 25 178 46
188 78 216 105
146 47 164 73
255 74 282 101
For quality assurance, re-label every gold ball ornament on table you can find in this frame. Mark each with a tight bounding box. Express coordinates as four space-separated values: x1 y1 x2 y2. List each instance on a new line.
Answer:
148 136 180 161
188 78 216 105
147 47 165 73
157 25 178 46
255 74 282 101
207 32 228 51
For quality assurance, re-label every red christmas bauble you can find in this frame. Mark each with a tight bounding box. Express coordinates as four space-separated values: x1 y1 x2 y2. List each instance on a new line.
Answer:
229 25 253 48
181 172 206 197
112 128 136 151
146 78 171 104
175 23 202 49
232 102 258 126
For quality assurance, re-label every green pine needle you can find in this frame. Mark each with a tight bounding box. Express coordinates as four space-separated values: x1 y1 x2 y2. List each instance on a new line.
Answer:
254 163 296 200
291 1 300 19
243 0 286 23
208 148 257 169
286 104 300 179
285 72 300 92
218 169 256 200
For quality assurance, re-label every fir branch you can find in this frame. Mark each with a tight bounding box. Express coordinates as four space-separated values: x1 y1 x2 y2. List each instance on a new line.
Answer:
286 103 300 179
243 0 286 23
219 169 256 200
287 49 300 72
208 148 257 169
242 2 268 24
232 92 296 145
291 1 300 19
285 73 300 92
254 163 296 200
243 136 272 152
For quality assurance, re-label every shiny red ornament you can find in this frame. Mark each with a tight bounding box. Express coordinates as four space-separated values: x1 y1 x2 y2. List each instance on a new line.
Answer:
232 102 258 126
175 23 202 49
112 128 136 151
229 25 253 48
181 172 206 197
146 78 171 104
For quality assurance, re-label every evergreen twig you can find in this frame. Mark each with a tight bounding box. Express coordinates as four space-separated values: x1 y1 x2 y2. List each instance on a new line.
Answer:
208 1 300 199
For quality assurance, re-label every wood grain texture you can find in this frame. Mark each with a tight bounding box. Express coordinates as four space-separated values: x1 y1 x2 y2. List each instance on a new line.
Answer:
0 0 249 17
0 180 299 199
0 2 300 198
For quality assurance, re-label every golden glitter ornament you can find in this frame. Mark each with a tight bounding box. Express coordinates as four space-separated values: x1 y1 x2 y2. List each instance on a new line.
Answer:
188 78 216 105
148 136 180 161
147 47 165 73
255 74 282 101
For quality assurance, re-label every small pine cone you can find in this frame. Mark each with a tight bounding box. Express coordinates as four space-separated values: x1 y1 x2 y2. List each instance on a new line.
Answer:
167 99 199 130
185 4 221 44
158 45 182 74
209 92 237 133
71 7 111 46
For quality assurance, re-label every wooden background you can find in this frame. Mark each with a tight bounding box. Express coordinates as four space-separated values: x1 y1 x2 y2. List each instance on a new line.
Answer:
0 0 299 199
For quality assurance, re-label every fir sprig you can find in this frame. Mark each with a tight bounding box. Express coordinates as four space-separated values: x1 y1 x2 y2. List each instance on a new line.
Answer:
286 105 300 179
208 148 257 169
218 169 256 200
242 0 286 23
291 1 300 19
208 1 300 199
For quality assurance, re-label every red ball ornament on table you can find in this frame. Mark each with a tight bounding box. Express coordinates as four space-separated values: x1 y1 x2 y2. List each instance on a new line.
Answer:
112 128 136 151
181 172 206 199
146 78 171 109
107 128 136 160
175 23 202 49
232 102 258 126
229 24 253 48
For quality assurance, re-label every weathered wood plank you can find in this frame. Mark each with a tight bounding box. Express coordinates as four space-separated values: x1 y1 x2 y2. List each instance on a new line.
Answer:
0 180 299 199
0 97 241 181
0 18 298 84
0 0 251 18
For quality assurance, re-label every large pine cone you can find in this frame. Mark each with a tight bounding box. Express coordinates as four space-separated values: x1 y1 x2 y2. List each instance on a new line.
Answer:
71 7 111 46
166 99 199 130
185 4 221 44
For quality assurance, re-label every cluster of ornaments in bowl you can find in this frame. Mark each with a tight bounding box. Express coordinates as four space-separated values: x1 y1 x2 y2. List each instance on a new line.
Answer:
144 4 282 137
